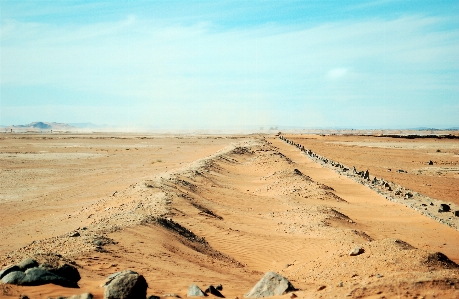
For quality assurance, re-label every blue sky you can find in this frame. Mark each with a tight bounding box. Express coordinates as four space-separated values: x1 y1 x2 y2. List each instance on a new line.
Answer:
1 1 459 130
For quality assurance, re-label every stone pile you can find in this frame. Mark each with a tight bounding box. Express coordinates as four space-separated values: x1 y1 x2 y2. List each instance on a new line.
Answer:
0 258 80 288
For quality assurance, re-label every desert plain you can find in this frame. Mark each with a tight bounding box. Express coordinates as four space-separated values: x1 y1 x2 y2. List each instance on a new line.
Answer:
1 132 459 299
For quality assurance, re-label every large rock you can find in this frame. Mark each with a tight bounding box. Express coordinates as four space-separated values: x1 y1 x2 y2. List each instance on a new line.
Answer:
17 258 39 271
439 204 451 212
245 272 296 298
21 267 78 287
1 260 80 288
1 271 26 284
0 265 20 279
50 263 81 283
104 270 148 299
187 284 207 297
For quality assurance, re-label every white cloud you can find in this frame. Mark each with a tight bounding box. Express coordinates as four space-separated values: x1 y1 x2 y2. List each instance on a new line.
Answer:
1 14 458 127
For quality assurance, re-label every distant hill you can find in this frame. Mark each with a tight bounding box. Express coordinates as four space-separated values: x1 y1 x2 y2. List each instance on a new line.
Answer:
7 122 76 131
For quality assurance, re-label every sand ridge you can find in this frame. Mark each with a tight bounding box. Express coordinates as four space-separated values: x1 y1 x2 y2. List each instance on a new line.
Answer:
1 134 459 298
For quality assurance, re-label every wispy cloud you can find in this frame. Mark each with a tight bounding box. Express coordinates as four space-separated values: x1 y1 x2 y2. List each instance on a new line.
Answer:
1 5 459 128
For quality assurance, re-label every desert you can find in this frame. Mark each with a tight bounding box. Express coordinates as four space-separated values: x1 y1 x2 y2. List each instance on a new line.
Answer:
1 132 459 299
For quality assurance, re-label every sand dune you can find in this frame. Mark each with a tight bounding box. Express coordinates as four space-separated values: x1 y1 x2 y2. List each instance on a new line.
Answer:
1 133 459 298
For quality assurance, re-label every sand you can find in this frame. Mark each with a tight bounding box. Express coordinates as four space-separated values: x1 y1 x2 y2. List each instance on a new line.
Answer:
1 133 459 299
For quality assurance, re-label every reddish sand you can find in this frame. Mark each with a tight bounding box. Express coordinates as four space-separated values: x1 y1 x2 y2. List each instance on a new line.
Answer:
1 133 459 299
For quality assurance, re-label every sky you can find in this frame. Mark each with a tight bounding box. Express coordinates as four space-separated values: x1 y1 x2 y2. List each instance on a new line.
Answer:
1 0 459 130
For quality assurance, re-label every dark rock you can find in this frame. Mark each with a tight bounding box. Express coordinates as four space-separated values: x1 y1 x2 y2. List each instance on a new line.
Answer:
439 204 451 212
363 170 370 180
69 231 80 237
0 264 20 279
147 296 161 299
426 252 459 269
455 211 459 217
17 258 39 271
215 284 223 291
187 284 207 297
1 271 25 284
245 272 296 298
19 295 30 299
405 192 413 199
50 264 81 283
104 270 147 299
349 247 364 256
428 160 434 165
293 169 302 176
21 267 78 287
205 285 224 297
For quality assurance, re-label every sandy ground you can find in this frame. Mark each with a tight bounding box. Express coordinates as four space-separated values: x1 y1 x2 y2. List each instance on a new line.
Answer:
285 134 459 204
1 133 459 299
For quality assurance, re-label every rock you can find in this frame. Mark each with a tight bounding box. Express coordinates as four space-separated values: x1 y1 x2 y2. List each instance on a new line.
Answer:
101 270 138 287
363 170 370 180
349 247 364 256
317 285 326 291
19 295 30 299
21 267 78 287
439 204 451 212
428 160 434 165
205 285 224 297
187 284 207 297
147 296 161 299
245 272 296 298
455 211 459 217
0 264 20 279
50 263 81 283
216 284 223 291
405 192 413 199
17 258 39 271
293 169 302 175
104 270 148 299
69 231 80 237
1 271 26 284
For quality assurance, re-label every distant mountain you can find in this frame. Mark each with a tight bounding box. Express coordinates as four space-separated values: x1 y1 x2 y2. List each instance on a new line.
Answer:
8 122 76 131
